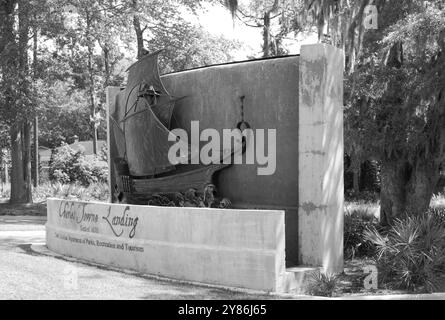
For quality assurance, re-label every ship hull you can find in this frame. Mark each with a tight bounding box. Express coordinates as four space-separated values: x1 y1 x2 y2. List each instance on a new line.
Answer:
121 164 229 205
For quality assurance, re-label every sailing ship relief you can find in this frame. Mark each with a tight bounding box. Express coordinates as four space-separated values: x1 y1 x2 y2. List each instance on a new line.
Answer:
110 50 246 204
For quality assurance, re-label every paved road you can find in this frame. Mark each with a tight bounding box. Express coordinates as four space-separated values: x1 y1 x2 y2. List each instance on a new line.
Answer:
0 216 281 300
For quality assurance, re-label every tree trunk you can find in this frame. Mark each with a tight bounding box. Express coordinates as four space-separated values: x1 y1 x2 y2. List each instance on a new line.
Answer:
33 117 39 187
352 166 360 193
380 158 440 225
4 163 9 185
134 16 144 59
405 161 440 215
132 0 144 60
10 123 26 203
103 45 110 87
9 0 32 204
379 40 444 224
0 1 16 195
262 12 271 58
33 22 39 187
350 153 361 193
23 121 33 203
379 160 408 225
86 13 98 155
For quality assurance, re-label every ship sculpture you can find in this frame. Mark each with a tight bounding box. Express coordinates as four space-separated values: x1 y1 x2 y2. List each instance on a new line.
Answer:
109 50 248 205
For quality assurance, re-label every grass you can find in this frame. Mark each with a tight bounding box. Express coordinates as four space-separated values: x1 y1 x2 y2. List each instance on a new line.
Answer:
345 192 445 222
345 201 380 221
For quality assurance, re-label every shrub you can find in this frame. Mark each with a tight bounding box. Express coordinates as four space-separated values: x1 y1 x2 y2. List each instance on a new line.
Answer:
49 143 108 186
72 156 108 186
344 208 378 259
49 143 81 183
306 271 339 297
365 209 445 292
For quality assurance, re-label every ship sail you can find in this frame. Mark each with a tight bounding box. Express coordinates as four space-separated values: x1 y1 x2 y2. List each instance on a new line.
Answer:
118 50 192 177
111 49 242 179
124 50 174 128
124 97 178 176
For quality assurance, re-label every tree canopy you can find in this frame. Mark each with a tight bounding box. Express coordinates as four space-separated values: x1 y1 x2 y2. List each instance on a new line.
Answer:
0 0 241 203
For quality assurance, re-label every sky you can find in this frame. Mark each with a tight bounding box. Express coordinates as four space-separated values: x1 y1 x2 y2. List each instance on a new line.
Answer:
187 2 319 61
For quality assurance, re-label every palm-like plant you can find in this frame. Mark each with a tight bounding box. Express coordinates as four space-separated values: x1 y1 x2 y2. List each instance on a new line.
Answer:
365 211 445 292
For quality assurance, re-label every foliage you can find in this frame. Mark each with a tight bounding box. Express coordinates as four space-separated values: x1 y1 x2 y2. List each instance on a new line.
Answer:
258 0 445 221
49 143 108 186
33 182 109 202
1 181 110 202
36 80 100 148
73 155 108 186
1 0 243 204
19 0 240 146
148 28 241 73
346 1 445 219
49 143 81 184
306 271 339 297
146 185 232 208
365 209 445 292
347 1 445 160
344 208 379 260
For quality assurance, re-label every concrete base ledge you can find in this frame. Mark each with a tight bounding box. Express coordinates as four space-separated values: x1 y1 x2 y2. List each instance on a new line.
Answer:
46 199 289 292
30 244 284 297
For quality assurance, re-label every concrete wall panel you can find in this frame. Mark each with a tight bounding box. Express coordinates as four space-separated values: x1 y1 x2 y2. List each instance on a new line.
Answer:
161 57 300 209
298 44 344 273
46 199 286 292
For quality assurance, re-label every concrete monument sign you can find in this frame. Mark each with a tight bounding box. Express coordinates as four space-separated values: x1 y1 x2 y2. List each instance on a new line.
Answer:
46 199 289 292
47 43 344 292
